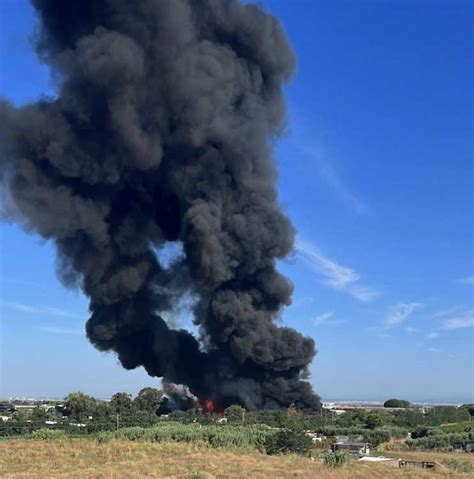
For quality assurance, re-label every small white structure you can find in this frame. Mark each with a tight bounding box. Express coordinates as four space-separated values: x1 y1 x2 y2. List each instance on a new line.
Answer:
332 442 370 455
305 431 325 443
358 456 400 467
359 456 398 463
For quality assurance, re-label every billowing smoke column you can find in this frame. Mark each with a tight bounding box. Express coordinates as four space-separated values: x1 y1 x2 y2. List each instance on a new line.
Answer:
0 0 320 410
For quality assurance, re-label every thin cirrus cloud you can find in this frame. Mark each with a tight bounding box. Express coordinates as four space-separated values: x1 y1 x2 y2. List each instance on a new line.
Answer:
2 301 84 319
439 309 474 330
312 311 346 327
384 302 423 328
457 276 474 285
37 326 83 336
298 144 369 216
431 305 466 319
295 237 378 302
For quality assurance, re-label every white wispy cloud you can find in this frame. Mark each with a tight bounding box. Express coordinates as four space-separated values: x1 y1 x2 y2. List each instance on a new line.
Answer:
406 327 419 334
296 237 378 302
431 305 466 319
384 302 423 328
2 301 83 319
428 347 442 353
427 332 439 339
457 276 474 285
312 312 333 326
38 326 82 335
292 296 314 308
440 309 474 330
299 145 368 216
311 311 345 327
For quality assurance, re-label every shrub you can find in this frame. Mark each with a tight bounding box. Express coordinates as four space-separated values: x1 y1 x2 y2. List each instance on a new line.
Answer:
406 432 473 451
96 431 114 443
188 472 206 479
323 451 347 468
116 426 148 441
440 421 472 434
379 426 409 439
32 428 66 440
363 429 391 447
265 428 313 456
224 405 245 424
365 412 387 430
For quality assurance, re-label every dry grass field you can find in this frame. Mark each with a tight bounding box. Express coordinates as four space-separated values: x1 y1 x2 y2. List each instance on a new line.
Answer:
0 438 473 478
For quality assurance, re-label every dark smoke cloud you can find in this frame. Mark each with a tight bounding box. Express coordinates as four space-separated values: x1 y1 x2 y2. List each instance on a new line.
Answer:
1 0 320 410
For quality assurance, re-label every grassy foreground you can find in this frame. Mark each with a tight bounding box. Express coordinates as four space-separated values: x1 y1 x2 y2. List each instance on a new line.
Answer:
1 438 473 478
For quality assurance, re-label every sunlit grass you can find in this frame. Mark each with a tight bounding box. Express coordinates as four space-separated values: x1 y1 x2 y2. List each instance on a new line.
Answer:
0 438 473 478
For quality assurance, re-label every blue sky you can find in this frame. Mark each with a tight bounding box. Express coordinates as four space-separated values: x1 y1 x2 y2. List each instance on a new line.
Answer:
0 0 472 402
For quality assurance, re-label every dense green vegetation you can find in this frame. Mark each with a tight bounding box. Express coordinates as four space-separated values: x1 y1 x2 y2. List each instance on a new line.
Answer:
265 428 314 455
2 390 473 455
323 451 348 468
406 432 473 451
384 399 410 408
440 421 472 434
96 423 276 451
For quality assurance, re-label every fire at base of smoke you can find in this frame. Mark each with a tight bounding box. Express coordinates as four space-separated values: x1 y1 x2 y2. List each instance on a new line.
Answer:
0 0 320 411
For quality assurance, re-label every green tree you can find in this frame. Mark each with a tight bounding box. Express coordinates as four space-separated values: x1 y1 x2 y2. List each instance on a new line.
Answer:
225 405 246 424
392 409 425 427
335 410 368 427
94 401 112 419
365 411 386 429
64 392 96 420
425 406 470 426
265 428 313 456
12 409 30 422
110 392 134 415
133 387 163 414
31 406 48 422
127 410 160 427
384 399 410 408
462 404 474 417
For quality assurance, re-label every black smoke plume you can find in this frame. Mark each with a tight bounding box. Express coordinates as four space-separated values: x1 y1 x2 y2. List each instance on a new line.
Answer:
0 0 320 410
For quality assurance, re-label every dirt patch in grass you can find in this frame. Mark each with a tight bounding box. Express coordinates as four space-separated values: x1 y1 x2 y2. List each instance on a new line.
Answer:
0 438 472 478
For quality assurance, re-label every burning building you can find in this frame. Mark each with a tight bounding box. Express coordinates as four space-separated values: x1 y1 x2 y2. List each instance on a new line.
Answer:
0 0 321 411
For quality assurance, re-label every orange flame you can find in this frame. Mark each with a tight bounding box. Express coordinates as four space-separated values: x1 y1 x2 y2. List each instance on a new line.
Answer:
204 399 215 414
